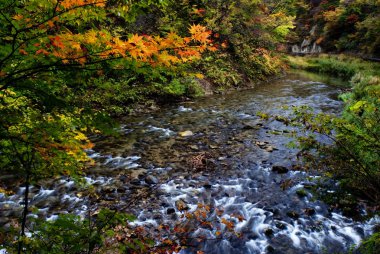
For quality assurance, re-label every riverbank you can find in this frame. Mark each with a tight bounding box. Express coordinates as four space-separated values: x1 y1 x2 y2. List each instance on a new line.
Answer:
285 54 380 253
286 54 380 80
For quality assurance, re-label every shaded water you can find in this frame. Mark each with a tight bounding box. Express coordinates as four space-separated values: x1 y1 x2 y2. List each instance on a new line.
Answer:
1 72 378 253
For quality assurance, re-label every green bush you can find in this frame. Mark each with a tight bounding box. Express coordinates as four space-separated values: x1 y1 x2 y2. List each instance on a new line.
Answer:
357 232 380 254
289 59 380 205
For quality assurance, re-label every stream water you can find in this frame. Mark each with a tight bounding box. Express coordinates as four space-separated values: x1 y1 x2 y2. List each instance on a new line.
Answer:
1 71 379 253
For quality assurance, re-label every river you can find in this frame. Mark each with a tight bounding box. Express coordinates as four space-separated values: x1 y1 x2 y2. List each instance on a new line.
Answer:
1 71 378 253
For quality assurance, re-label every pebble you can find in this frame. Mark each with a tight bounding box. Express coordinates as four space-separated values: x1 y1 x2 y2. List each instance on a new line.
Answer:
179 130 194 137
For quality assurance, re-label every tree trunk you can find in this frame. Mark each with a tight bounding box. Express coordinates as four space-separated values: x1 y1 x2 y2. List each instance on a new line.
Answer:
18 169 30 254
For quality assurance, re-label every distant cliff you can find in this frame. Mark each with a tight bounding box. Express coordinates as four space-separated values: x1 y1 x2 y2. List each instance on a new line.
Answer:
290 0 380 57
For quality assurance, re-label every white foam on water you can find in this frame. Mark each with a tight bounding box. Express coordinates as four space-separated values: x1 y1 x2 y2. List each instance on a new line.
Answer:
118 124 133 134
172 194 187 202
215 197 237 207
130 219 158 227
222 184 243 192
246 239 268 254
87 150 142 169
104 155 141 169
288 222 301 247
86 149 102 159
62 194 81 203
17 187 26 195
84 176 112 185
46 214 59 221
178 106 193 112
38 207 49 213
147 125 175 137
155 177 380 253
237 113 253 119
289 183 305 192
33 188 55 199
337 227 361 246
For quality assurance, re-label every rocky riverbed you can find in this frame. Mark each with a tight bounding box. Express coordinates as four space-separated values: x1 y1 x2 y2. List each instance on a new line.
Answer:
1 71 379 253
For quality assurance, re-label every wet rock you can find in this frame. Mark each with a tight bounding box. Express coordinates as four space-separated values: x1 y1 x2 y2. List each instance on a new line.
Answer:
167 208 176 214
269 235 296 254
286 211 300 219
169 212 178 220
33 196 60 208
304 208 316 216
203 183 212 189
179 130 193 137
275 222 287 230
296 189 308 197
265 146 274 152
153 213 162 220
189 145 199 150
0 203 23 218
130 179 141 185
0 217 9 226
266 245 275 253
242 123 257 130
272 165 289 174
175 199 189 211
145 175 159 185
119 175 128 183
264 228 274 237
102 186 115 194
255 141 266 147
301 181 317 189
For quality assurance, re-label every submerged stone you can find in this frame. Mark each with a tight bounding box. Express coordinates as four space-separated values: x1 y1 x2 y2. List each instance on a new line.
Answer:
272 165 289 174
145 175 159 184
166 208 175 214
286 211 300 219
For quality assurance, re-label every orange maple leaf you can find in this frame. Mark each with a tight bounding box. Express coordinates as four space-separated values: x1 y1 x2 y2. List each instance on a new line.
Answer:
19 49 28 55
189 24 211 43
13 14 23 21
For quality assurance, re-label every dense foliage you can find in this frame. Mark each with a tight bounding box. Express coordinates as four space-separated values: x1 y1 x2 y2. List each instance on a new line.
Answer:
293 0 380 56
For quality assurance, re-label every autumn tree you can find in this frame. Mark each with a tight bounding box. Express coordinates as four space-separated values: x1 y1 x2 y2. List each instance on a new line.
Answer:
155 0 295 87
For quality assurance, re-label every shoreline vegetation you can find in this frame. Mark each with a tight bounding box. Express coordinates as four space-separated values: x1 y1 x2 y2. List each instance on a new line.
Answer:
286 54 380 254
